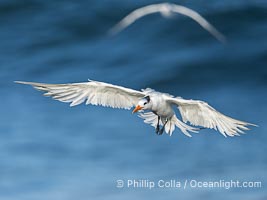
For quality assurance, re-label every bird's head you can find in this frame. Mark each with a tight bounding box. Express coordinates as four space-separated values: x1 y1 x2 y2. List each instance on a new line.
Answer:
132 96 151 113
160 3 173 18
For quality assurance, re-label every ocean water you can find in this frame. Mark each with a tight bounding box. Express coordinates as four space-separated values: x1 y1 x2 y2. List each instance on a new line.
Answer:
1 0 267 199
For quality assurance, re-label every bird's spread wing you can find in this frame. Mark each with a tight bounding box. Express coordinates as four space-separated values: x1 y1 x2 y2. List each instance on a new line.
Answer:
109 4 162 35
166 97 256 137
109 3 226 43
15 80 145 109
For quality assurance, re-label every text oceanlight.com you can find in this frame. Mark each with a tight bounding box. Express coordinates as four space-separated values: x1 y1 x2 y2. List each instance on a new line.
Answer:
116 179 262 190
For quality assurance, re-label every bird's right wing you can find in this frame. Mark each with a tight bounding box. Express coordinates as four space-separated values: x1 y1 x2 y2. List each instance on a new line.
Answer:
15 80 145 109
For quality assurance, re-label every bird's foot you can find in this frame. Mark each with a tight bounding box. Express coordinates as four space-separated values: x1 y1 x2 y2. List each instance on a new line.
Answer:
156 126 164 135
159 127 164 135
158 119 167 135
156 124 160 134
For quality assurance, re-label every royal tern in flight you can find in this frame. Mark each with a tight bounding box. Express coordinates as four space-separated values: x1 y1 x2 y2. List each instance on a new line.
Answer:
110 3 226 43
15 80 256 137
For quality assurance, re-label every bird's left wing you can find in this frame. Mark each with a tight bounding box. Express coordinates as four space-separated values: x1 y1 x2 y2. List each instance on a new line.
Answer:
15 80 145 109
166 97 257 137
170 4 226 43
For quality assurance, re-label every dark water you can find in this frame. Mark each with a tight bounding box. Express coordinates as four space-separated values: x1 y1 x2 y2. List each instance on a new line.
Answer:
1 0 267 199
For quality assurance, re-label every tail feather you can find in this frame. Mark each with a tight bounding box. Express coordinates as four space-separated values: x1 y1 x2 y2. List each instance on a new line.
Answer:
139 112 199 137
168 115 199 137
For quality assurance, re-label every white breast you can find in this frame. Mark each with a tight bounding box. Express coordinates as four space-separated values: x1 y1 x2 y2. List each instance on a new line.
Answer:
150 94 174 118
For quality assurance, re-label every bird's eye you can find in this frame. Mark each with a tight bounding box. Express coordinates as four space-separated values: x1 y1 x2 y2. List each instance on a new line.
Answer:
144 102 147 105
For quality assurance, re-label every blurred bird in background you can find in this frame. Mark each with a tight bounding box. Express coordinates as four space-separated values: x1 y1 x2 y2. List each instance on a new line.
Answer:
109 2 226 43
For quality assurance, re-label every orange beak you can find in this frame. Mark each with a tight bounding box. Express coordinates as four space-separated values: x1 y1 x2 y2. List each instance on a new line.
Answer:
132 105 143 113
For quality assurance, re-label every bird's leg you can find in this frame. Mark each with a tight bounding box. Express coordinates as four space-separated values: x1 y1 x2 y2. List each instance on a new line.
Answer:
159 119 168 135
156 115 160 134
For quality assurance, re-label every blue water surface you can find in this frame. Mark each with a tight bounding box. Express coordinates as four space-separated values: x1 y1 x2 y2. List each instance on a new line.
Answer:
1 0 267 199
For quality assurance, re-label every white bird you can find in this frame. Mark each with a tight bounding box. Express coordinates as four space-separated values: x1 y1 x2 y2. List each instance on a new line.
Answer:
109 2 226 43
15 80 256 137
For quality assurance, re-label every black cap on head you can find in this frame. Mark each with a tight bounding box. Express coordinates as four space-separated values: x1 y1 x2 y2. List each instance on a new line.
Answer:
144 95 150 103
